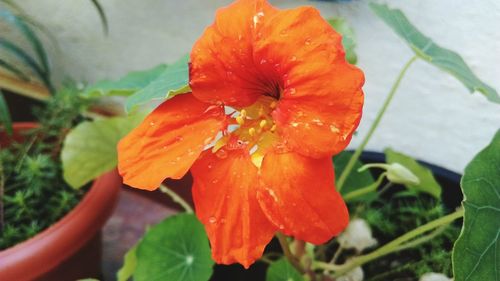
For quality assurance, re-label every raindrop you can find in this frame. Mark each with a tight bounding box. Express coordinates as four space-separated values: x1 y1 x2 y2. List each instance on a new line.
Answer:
208 216 217 224
185 255 194 265
260 59 267 65
290 56 297 62
149 121 155 126
279 29 288 37
175 136 184 142
289 88 296 95
305 38 312 45
279 224 285 230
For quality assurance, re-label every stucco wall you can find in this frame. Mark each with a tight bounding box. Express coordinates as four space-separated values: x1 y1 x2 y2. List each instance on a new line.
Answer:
11 0 500 173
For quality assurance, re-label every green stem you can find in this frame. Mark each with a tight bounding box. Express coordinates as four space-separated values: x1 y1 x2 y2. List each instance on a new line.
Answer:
343 172 387 202
330 208 464 277
394 225 448 252
159 184 193 213
337 56 418 192
276 232 305 274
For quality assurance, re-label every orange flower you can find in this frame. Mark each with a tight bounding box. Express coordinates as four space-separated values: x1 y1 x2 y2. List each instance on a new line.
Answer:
118 0 364 268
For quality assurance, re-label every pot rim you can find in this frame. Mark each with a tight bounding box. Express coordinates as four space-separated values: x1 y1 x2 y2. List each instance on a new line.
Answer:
0 122 122 280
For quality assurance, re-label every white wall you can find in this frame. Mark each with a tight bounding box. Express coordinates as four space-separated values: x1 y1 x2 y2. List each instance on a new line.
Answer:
12 0 500 173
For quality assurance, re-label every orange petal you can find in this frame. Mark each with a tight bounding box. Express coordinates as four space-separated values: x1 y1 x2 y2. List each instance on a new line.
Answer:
258 150 349 244
272 90 363 158
117 94 225 190
253 6 364 157
190 0 278 107
191 148 276 268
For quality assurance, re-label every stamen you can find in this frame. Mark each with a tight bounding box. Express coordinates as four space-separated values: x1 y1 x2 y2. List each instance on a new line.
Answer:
248 127 256 136
270 124 276 132
259 120 267 128
236 116 245 125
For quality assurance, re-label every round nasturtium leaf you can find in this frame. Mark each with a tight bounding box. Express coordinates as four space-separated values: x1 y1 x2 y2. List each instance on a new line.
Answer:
266 258 304 281
134 214 214 281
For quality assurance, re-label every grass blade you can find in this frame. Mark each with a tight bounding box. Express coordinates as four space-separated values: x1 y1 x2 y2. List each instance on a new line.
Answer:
0 58 29 80
89 0 109 35
0 38 53 92
0 90 13 135
0 9 50 75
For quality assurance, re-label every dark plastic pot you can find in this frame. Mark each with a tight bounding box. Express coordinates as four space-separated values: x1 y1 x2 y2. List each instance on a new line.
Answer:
0 123 122 281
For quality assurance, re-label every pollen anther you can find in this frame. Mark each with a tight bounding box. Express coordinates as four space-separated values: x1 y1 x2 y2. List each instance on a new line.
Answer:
236 116 245 125
248 128 256 136
259 120 267 128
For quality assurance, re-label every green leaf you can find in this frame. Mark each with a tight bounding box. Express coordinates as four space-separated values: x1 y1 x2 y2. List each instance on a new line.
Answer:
134 214 214 281
452 130 500 281
89 0 109 35
82 64 167 98
117 244 138 281
61 114 143 189
384 148 442 198
126 54 190 112
334 151 376 201
370 3 499 104
0 90 13 135
328 18 357 64
266 258 304 281
0 9 50 74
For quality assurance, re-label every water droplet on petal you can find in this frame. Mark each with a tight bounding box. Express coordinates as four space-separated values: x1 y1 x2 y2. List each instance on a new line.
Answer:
209 216 217 224
150 121 155 126
290 56 297 62
289 88 296 95
305 38 312 45
279 224 285 230
260 59 267 65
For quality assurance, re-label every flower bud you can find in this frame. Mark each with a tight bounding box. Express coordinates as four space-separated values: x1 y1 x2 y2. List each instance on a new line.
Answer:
386 163 420 185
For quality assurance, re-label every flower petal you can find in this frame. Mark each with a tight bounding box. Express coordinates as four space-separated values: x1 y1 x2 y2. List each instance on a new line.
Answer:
258 150 349 244
190 0 278 107
253 6 364 157
117 94 225 190
191 148 276 268
272 91 363 158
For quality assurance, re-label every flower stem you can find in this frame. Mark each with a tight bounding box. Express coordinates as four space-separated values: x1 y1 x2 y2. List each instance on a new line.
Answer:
329 208 464 277
337 56 418 192
343 172 386 202
276 232 305 274
159 184 193 213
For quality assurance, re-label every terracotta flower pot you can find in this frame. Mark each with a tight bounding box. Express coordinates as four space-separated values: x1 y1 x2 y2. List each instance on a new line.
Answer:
0 123 122 281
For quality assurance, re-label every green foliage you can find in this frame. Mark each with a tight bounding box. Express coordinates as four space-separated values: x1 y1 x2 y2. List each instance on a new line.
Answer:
328 18 358 64
385 148 442 198
134 214 214 281
0 90 13 135
61 114 143 189
359 195 460 280
266 258 304 281
0 9 49 74
126 54 191 112
82 65 167 98
334 151 376 201
117 244 138 281
0 85 90 250
370 3 499 104
453 130 500 281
